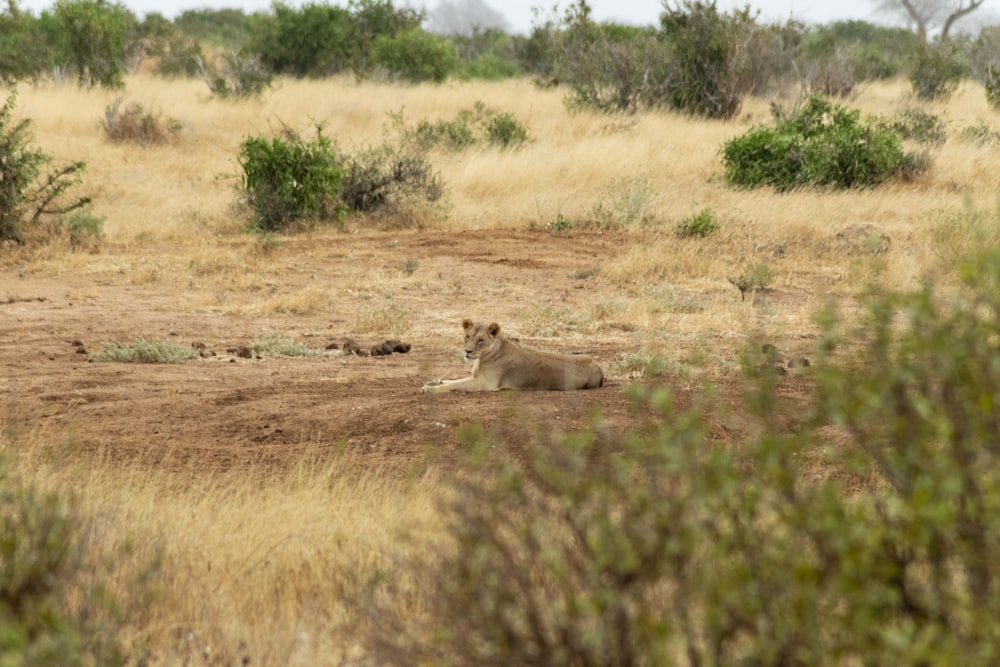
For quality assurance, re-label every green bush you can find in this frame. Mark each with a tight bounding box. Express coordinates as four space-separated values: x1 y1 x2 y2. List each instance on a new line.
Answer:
372 28 457 83
394 102 530 152
0 8 61 83
247 1 353 77
882 106 947 145
237 126 345 232
0 90 91 245
721 94 911 191
675 207 718 237
371 249 1000 665
238 124 443 231
64 210 105 251
457 52 521 80
53 0 136 89
152 33 206 78
484 112 529 148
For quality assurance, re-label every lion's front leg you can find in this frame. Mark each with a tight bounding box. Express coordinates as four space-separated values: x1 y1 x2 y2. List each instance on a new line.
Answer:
421 375 496 393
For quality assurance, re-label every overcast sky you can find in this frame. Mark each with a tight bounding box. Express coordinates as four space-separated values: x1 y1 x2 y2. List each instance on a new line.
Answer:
16 0 890 33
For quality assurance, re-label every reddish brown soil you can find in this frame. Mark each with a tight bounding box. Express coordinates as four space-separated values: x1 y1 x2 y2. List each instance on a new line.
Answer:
1 229 810 472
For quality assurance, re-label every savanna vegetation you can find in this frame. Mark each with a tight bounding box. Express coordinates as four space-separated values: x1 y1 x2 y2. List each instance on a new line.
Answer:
3 0 1000 664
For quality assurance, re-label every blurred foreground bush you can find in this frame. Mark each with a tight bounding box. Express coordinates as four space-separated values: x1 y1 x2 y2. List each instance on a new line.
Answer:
368 250 1000 665
0 458 149 664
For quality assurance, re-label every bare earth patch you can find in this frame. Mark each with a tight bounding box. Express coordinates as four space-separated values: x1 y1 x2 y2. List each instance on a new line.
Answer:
1 229 816 473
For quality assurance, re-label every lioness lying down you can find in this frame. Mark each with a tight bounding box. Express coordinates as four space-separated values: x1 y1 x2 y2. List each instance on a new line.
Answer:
421 319 605 393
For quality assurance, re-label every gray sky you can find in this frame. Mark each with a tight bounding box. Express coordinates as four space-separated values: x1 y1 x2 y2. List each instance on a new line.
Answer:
18 0 886 32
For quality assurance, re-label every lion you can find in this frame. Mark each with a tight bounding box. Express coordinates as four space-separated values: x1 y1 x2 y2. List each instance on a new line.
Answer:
421 319 605 393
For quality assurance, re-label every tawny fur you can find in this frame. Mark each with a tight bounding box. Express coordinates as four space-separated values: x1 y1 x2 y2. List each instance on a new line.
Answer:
422 319 605 393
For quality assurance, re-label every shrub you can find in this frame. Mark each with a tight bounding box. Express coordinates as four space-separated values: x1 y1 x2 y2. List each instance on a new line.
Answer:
484 112 529 148
238 124 443 232
0 90 91 245
64 210 105 251
198 50 272 99
370 249 1000 665
957 119 1000 146
910 41 966 102
0 457 150 665
457 52 521 80
0 9 60 83
728 260 773 299
394 103 530 152
91 338 199 363
372 28 457 83
675 207 718 237
152 33 206 78
340 147 442 223
102 97 181 145
985 64 1000 109
882 106 946 145
248 1 353 77
589 175 657 227
721 94 912 191
249 331 340 358
804 51 858 97
237 126 345 232
659 0 758 119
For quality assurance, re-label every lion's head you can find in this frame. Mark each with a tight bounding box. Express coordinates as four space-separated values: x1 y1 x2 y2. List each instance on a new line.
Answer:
462 319 501 362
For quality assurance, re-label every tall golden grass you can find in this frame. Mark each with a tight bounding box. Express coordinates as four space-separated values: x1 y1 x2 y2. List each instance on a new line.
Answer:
4 73 1000 663
2 419 440 665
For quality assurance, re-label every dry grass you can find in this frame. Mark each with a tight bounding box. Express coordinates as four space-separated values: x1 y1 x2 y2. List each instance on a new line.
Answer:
1 421 440 666
4 72 1000 664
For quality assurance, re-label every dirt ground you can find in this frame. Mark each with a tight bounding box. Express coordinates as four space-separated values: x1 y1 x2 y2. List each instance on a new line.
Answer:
1 229 808 472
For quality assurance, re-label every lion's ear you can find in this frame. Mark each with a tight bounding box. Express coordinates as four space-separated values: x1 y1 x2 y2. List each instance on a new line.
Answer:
462 318 474 331
487 322 501 337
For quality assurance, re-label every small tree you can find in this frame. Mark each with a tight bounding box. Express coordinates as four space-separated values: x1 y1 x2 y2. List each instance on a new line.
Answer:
873 0 986 42
659 0 758 119
909 40 967 101
52 0 136 88
0 90 91 244
247 1 353 77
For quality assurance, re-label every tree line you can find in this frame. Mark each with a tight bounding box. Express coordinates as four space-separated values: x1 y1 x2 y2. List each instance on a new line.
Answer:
1 0 1000 114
